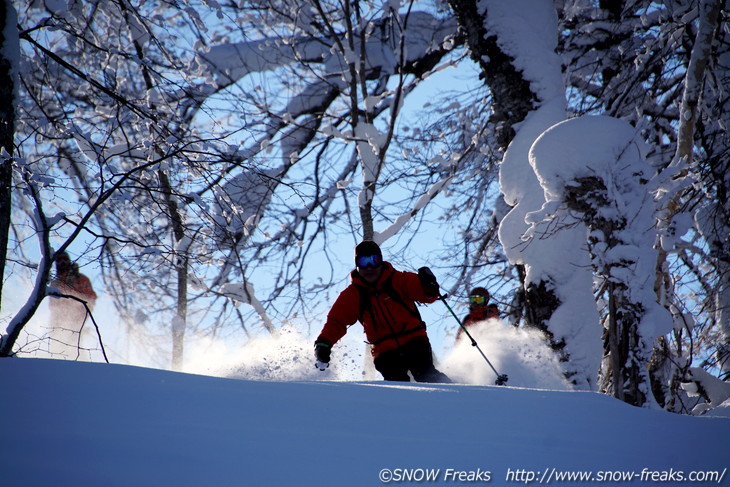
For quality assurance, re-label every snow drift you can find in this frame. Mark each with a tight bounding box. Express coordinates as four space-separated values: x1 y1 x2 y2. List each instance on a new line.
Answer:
1 358 728 487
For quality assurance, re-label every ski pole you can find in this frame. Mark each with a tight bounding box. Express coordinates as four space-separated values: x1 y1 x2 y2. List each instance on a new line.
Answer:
439 293 508 386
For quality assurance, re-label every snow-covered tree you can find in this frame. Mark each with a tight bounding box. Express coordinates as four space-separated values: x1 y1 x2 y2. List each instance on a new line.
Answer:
449 0 603 389
529 115 674 406
443 0 729 405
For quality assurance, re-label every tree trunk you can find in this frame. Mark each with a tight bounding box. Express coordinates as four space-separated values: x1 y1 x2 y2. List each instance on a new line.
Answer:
652 0 723 393
0 175 53 357
447 0 536 149
0 0 17 315
159 170 188 371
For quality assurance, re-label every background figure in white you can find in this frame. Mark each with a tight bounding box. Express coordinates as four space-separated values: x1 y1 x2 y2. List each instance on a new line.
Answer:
48 253 97 357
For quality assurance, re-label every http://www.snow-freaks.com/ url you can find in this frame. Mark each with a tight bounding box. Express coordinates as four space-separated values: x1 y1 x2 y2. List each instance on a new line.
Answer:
377 466 727 483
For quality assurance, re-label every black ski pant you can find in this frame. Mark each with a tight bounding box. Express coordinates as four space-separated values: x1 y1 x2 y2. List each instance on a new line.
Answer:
373 336 451 383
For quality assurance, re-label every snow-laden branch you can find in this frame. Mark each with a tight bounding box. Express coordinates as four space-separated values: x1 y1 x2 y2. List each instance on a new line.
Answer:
374 174 454 245
70 124 149 166
217 282 275 334
198 11 457 88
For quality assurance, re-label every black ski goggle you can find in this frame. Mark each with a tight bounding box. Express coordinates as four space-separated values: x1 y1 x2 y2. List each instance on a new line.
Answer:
356 254 382 269
469 295 487 305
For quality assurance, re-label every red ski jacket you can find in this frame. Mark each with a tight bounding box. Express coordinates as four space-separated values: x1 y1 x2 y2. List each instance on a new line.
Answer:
48 272 98 327
463 304 499 326
458 304 499 338
316 262 437 357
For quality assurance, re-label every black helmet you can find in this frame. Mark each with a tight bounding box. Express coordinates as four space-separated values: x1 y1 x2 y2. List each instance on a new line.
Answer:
468 287 490 307
354 240 382 265
469 287 489 299
355 240 381 257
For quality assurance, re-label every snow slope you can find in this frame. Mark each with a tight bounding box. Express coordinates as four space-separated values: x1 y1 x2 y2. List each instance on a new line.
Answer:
1 358 728 487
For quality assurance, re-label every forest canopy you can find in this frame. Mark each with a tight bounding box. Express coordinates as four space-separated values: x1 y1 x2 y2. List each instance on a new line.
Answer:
1 0 728 414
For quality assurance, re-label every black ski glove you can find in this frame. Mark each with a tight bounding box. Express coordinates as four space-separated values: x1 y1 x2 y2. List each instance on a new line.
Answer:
314 341 332 371
418 266 439 297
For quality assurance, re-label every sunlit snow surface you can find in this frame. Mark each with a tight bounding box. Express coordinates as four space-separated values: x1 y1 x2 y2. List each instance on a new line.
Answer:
2 357 728 487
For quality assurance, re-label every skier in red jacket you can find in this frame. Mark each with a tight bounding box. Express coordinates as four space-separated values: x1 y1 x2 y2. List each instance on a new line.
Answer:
457 287 499 340
47 252 98 356
48 252 97 329
314 240 450 383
